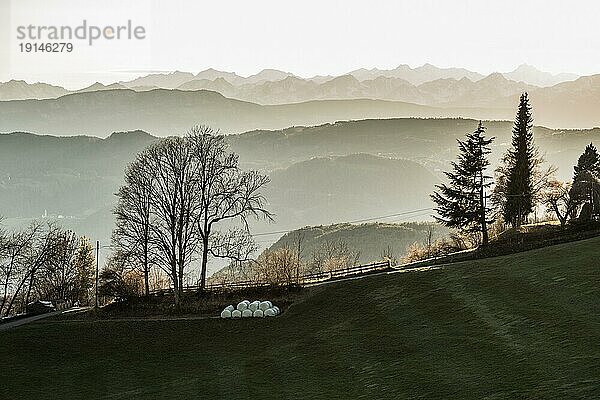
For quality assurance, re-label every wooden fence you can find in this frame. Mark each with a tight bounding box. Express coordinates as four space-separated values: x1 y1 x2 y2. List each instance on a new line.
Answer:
153 260 393 294
300 260 392 284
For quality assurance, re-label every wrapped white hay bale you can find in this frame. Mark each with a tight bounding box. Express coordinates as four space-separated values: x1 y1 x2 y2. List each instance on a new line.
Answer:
253 309 264 318
273 306 280 315
242 309 253 318
249 301 260 312
224 305 234 312
266 301 273 308
220 309 232 319
231 310 242 318
236 301 248 311
259 301 271 311
264 308 276 317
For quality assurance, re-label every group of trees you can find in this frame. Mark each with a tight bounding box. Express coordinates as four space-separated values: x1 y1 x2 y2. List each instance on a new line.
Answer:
111 126 272 307
0 222 95 317
209 237 360 288
107 98 598 301
433 93 600 245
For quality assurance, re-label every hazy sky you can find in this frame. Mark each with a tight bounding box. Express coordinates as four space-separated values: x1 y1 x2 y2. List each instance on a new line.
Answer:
1 0 599 89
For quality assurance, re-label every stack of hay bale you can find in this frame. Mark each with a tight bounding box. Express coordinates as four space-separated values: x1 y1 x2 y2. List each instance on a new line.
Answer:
220 300 281 319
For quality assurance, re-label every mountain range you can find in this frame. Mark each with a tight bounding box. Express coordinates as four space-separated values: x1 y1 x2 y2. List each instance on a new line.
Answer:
228 118 600 182
0 89 518 136
2 73 600 135
176 73 537 107
2 62 598 130
0 64 578 104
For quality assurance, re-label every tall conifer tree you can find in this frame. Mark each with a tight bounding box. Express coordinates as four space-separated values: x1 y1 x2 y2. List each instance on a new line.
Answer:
501 93 537 227
431 121 494 246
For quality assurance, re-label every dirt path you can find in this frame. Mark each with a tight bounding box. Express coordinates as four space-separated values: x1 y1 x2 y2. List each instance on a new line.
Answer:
0 307 90 331
0 310 64 331
52 315 221 324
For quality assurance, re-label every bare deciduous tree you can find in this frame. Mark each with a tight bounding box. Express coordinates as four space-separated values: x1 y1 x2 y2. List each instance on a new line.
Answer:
36 232 95 306
0 222 92 317
542 180 579 228
144 136 201 307
98 250 145 299
309 240 360 274
113 151 155 296
209 229 258 262
256 247 302 287
1 222 59 316
112 125 272 307
187 126 273 290
0 227 35 316
380 244 397 265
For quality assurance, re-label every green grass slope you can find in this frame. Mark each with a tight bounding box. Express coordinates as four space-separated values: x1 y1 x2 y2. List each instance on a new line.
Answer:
1 237 599 399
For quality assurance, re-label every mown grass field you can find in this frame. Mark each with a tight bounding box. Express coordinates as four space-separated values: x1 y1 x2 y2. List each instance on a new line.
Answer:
1 237 599 399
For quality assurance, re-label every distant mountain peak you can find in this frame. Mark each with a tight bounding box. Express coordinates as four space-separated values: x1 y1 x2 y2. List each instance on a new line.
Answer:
330 74 360 82
503 64 578 87
481 72 508 82
350 63 484 85
106 130 155 141
0 79 69 100
121 71 195 89
257 68 288 74
394 64 412 71
514 63 538 71
245 69 294 84
77 81 127 93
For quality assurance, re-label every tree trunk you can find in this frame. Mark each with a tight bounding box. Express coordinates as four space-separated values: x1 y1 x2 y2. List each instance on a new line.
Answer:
5 273 29 316
200 236 209 291
0 273 10 316
171 262 180 310
0 258 16 316
480 173 489 246
177 259 184 306
555 202 568 229
24 269 37 310
143 246 150 297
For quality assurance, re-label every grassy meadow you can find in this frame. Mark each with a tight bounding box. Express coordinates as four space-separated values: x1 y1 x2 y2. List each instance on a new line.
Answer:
1 236 599 399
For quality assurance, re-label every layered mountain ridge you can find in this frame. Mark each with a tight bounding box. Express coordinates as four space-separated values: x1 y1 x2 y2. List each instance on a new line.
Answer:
1 64 578 104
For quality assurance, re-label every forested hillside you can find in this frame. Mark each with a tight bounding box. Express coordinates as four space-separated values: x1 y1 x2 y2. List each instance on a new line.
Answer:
268 222 448 264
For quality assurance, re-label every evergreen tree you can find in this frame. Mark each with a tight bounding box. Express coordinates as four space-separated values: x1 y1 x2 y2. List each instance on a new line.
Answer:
573 143 600 179
431 121 494 246
499 93 538 227
570 143 600 218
